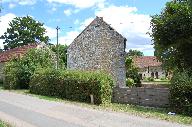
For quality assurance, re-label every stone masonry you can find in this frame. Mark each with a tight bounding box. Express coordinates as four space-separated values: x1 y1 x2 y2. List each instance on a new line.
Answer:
113 87 169 107
67 17 127 87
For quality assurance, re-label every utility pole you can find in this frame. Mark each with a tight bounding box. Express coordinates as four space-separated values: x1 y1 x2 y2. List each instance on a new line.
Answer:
56 26 60 69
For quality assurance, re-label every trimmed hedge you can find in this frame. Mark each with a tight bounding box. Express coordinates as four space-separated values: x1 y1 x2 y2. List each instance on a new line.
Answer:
170 71 192 116
29 68 114 104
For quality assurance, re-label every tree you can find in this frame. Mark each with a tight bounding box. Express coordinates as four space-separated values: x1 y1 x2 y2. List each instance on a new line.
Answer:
126 49 144 57
0 16 49 50
50 44 68 69
150 0 192 70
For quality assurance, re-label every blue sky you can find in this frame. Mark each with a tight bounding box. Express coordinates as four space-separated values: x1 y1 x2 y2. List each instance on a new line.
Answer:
0 0 170 56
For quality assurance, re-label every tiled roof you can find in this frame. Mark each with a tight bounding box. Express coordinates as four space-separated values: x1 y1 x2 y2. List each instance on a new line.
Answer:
133 56 162 68
0 43 38 62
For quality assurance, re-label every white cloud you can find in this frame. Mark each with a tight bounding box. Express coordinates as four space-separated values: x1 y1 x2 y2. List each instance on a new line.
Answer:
47 0 106 9
63 8 80 16
9 3 16 9
74 19 79 25
59 31 80 45
0 13 17 49
44 26 57 39
64 9 72 16
79 17 94 30
51 7 57 12
18 0 37 5
3 0 37 6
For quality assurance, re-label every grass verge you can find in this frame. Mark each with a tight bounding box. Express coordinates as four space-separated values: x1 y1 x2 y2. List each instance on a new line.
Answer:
0 120 11 127
3 89 192 125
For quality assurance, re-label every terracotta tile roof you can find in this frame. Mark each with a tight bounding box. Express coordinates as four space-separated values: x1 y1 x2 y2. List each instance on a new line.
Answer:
0 43 38 63
133 56 162 68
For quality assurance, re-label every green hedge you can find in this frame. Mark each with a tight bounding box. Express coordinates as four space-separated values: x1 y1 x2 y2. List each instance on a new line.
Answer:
170 71 192 116
29 68 114 104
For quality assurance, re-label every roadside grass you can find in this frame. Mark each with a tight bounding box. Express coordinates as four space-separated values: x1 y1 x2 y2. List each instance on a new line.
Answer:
141 81 171 88
0 120 11 127
4 89 192 125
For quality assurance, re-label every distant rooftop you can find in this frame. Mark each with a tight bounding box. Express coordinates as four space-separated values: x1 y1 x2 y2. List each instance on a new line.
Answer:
0 43 38 63
133 56 162 68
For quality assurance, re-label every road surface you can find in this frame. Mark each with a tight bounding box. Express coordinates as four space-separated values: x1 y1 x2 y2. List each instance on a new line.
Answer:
0 91 190 127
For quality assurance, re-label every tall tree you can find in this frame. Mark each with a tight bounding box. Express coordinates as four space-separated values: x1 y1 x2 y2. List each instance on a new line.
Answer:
127 49 144 57
0 16 49 50
150 0 192 70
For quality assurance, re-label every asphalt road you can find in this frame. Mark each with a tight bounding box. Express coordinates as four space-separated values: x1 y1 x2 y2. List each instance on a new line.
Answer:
0 91 190 127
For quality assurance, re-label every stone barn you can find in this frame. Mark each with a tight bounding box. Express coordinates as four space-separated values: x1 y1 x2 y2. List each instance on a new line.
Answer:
67 17 127 87
133 56 166 79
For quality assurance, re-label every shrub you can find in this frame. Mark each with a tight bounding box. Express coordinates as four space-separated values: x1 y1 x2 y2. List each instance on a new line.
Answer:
125 57 141 86
3 48 55 89
29 68 114 104
170 71 192 116
147 77 154 82
126 78 134 87
160 76 166 81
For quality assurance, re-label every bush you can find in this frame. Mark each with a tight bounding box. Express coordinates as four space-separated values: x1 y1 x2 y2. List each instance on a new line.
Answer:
125 57 141 86
170 71 192 116
29 68 114 104
160 76 166 81
147 77 154 82
126 78 134 87
3 48 55 89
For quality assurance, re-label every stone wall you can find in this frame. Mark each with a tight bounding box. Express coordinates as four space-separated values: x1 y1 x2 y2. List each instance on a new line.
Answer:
113 87 169 107
67 17 126 87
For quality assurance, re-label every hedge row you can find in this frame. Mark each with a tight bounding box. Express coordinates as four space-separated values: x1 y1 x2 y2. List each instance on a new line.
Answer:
170 71 192 116
3 48 55 89
29 68 114 104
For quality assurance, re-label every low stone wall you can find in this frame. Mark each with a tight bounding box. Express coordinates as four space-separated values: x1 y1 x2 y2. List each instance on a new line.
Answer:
113 87 169 107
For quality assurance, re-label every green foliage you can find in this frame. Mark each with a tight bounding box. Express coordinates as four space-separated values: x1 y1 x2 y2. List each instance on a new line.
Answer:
0 16 49 50
125 57 141 86
160 76 167 81
3 48 55 89
150 0 192 70
126 78 134 87
126 49 144 57
170 70 192 116
50 44 68 69
29 68 114 104
147 77 155 82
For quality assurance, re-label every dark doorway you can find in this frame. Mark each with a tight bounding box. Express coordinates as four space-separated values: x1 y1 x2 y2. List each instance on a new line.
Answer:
155 72 158 79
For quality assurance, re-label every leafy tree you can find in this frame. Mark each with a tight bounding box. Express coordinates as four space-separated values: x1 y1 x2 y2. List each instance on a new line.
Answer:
0 16 49 50
127 49 144 57
150 0 192 70
50 44 68 69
